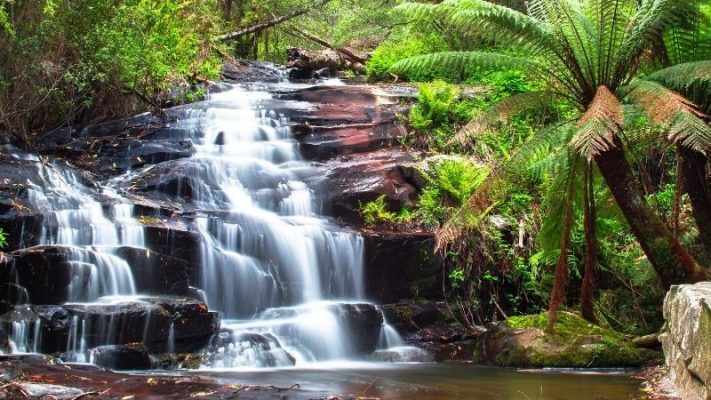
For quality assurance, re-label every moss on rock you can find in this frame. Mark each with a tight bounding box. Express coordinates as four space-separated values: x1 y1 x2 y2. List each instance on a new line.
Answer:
478 312 662 368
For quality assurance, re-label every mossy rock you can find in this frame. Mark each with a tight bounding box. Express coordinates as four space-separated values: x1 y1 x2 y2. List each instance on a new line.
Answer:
478 312 662 368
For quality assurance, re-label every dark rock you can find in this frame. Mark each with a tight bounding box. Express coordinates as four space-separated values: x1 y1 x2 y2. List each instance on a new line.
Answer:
143 224 202 269
0 246 75 304
221 60 287 83
0 245 196 304
313 67 332 78
0 297 219 354
0 283 29 314
362 232 444 303
335 303 385 355
381 301 480 361
90 343 153 370
113 246 190 296
311 149 419 224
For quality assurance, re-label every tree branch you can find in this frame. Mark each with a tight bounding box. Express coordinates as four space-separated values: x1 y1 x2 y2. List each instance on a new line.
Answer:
217 0 334 42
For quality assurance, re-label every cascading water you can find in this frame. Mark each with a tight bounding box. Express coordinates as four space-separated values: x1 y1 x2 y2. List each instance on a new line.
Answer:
2 79 418 368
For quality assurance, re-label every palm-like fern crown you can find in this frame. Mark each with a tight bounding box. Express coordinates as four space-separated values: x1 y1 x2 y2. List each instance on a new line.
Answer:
391 0 711 247
394 0 705 101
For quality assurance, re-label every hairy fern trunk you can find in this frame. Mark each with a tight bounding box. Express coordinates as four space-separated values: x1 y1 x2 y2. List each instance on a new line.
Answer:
679 147 711 257
594 139 707 289
580 163 598 322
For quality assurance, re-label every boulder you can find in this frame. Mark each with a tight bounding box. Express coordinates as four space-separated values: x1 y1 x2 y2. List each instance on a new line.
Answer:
381 301 479 361
362 231 444 303
660 282 711 400
90 343 154 370
477 312 662 368
313 149 420 224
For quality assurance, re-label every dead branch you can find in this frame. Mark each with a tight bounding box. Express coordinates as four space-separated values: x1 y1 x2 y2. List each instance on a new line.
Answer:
218 0 334 42
288 26 366 65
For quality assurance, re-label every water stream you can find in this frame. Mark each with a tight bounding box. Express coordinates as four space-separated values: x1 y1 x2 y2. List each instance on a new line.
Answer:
2 80 412 368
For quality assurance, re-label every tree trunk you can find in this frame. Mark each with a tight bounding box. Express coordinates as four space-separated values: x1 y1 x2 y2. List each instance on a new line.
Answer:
546 163 576 334
679 146 711 256
594 139 707 289
580 162 598 323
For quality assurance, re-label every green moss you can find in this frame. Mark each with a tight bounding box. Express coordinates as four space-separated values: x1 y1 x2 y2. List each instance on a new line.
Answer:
507 312 627 344
493 312 662 368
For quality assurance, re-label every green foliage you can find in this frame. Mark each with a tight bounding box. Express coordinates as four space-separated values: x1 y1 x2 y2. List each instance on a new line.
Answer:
418 158 490 227
0 227 7 248
360 195 396 227
409 81 460 131
367 32 454 81
0 0 222 136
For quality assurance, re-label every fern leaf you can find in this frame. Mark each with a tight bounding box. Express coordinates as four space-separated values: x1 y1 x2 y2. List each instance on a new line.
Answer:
626 79 711 152
389 51 538 80
571 86 623 159
453 91 559 144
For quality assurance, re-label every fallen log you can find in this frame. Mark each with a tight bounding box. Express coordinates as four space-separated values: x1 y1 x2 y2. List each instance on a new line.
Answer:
218 0 334 42
288 27 367 66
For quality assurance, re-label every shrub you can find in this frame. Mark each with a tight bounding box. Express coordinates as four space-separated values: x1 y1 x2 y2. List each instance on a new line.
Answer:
0 227 7 248
360 195 395 226
418 158 490 227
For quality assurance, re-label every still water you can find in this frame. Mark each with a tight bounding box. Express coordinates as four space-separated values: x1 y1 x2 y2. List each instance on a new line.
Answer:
194 362 644 399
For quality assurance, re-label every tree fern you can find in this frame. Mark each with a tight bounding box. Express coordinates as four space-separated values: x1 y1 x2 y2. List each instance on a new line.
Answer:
571 86 623 159
454 91 559 144
389 51 537 79
626 79 711 152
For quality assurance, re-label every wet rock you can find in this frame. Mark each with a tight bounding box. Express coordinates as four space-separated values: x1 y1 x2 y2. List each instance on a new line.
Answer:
335 303 384 355
0 246 75 304
90 343 153 370
113 246 190 296
0 297 219 355
362 232 444 303
221 60 288 82
311 149 419 224
276 85 410 160
204 330 297 368
381 302 479 361
660 282 711 400
13 383 85 399
144 224 202 269
0 283 29 314
0 245 196 305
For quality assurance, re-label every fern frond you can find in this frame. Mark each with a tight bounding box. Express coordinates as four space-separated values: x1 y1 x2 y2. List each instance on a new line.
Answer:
435 176 497 251
626 79 711 152
453 91 559 144
389 51 539 80
648 61 711 88
393 1 464 21
509 121 576 180
614 0 701 85
448 4 555 56
571 86 623 159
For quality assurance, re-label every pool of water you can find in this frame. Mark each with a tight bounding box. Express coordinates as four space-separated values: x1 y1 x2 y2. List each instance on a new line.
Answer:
188 362 645 399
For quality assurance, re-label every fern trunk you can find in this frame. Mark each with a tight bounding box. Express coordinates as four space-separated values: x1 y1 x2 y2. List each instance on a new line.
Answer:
546 165 576 334
594 140 707 289
580 163 598 323
679 146 711 257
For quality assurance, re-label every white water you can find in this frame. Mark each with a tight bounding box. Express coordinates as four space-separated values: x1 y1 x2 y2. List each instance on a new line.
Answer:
3 82 414 367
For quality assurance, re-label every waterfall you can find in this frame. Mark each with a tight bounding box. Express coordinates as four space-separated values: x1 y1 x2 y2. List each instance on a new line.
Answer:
3 81 415 368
